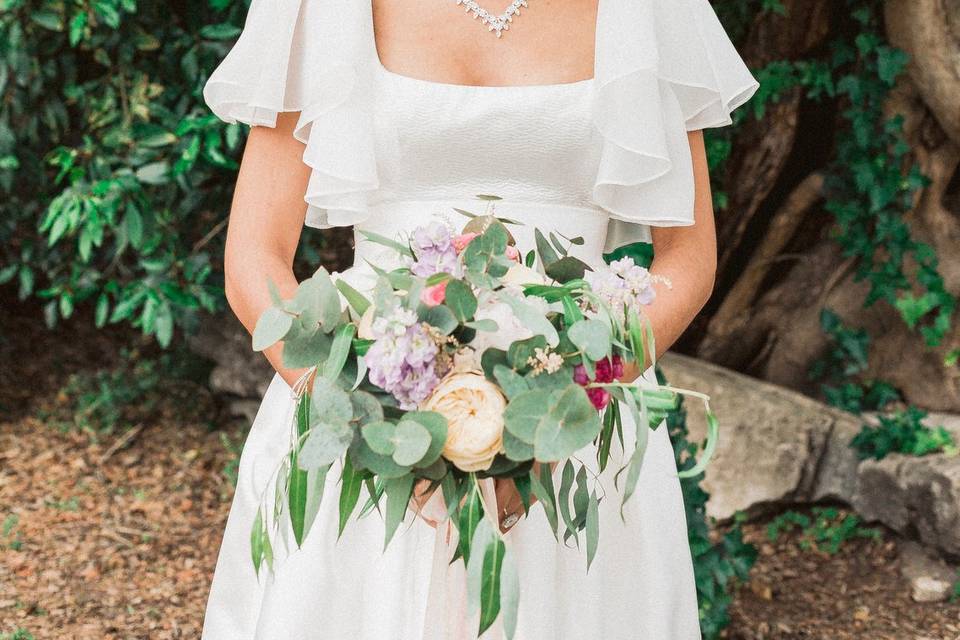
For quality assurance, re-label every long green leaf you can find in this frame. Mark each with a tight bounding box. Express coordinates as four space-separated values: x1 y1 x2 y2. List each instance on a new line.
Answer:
337 457 363 538
529 464 559 541
557 460 578 546
478 536 506 636
357 229 414 258
383 474 415 550
251 506 264 576
677 410 720 479
500 545 520 640
534 228 559 267
301 464 330 543
323 323 355 380
335 278 371 315
458 481 484 564
289 393 311 547
586 490 600 571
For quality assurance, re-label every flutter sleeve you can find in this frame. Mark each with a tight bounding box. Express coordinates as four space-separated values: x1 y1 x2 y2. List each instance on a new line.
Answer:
596 0 759 252
203 0 378 229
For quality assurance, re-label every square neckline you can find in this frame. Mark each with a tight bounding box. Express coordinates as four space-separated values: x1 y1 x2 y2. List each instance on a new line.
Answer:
371 0 599 90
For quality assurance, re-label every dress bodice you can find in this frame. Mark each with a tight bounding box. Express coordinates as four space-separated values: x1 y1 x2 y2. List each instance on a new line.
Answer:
370 64 602 212
202 0 759 250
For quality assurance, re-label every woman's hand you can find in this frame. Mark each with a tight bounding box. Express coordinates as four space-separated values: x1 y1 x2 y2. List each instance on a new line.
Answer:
410 478 442 528
494 462 558 534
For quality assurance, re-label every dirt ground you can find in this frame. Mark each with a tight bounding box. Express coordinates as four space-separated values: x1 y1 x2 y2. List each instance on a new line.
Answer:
2 303 959 639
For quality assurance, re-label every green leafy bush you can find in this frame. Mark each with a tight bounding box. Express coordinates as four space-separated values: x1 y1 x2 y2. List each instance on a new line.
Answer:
851 406 956 461
767 506 880 554
0 0 250 345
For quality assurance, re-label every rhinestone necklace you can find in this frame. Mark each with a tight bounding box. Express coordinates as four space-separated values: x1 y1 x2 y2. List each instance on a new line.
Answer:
453 0 530 38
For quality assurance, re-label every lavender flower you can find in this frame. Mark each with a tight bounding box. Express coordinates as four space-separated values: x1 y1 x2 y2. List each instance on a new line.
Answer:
364 301 441 409
409 221 460 277
585 256 668 318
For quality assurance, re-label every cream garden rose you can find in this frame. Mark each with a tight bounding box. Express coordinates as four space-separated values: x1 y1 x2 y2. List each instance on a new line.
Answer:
422 372 506 472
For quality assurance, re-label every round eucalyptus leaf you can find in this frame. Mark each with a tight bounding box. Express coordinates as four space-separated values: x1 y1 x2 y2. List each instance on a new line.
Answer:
502 389 552 444
350 390 384 426
403 411 448 467
299 421 353 470
361 420 396 456
391 419 432 466
252 306 293 352
534 385 602 461
310 377 352 425
567 318 612 362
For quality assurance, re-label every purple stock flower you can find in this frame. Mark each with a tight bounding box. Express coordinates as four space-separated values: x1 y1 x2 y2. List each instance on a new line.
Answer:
364 301 441 410
409 221 460 278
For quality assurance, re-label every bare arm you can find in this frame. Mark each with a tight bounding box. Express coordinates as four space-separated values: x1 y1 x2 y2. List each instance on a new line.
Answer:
223 112 312 388
619 130 717 379
495 132 718 528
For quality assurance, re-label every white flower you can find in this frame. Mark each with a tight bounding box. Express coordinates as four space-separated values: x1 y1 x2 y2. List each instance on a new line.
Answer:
422 372 506 472
500 263 547 288
469 295 532 355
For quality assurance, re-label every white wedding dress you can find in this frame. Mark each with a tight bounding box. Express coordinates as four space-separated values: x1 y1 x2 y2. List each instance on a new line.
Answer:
200 1 758 638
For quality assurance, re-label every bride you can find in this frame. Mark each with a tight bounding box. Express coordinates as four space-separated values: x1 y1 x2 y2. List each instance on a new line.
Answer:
200 0 758 638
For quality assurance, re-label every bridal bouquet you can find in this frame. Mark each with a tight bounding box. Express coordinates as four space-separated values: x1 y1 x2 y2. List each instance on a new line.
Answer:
250 203 718 638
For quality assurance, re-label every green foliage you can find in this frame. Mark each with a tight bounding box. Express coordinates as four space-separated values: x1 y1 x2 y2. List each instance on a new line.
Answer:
0 0 252 345
2 513 23 551
657 367 757 640
43 347 213 434
0 630 35 640
810 309 900 413
766 507 881 554
825 3 954 347
850 406 956 461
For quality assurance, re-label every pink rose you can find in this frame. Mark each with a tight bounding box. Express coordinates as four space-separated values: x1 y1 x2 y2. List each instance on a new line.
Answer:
505 245 520 261
452 232 478 254
420 281 448 307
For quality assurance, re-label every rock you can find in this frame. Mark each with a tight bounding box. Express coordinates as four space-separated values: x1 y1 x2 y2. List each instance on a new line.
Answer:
911 576 953 603
659 352 862 520
853 454 960 556
660 352 960 558
187 314 273 410
899 541 957 603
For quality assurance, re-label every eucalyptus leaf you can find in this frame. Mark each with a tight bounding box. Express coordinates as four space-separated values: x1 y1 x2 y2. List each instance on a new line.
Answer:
335 277 371 316
323 324 355 380
478 535 506 636
568 318 612 362
310 377 353 425
493 364 530 399
337 457 363 538
420 303 458 335
299 421 353 470
391 419 432 466
300 464 330 543
350 390 384 426
252 307 293 351
557 460 578 546
404 411 448 467
586 490 600 571
459 483 484 565
444 279 477 322
529 464 559 541
383 473 415 550
500 294 559 347
677 410 720 479
466 517 495 618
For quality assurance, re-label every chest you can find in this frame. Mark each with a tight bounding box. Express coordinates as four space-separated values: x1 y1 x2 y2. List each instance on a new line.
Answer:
368 67 603 206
